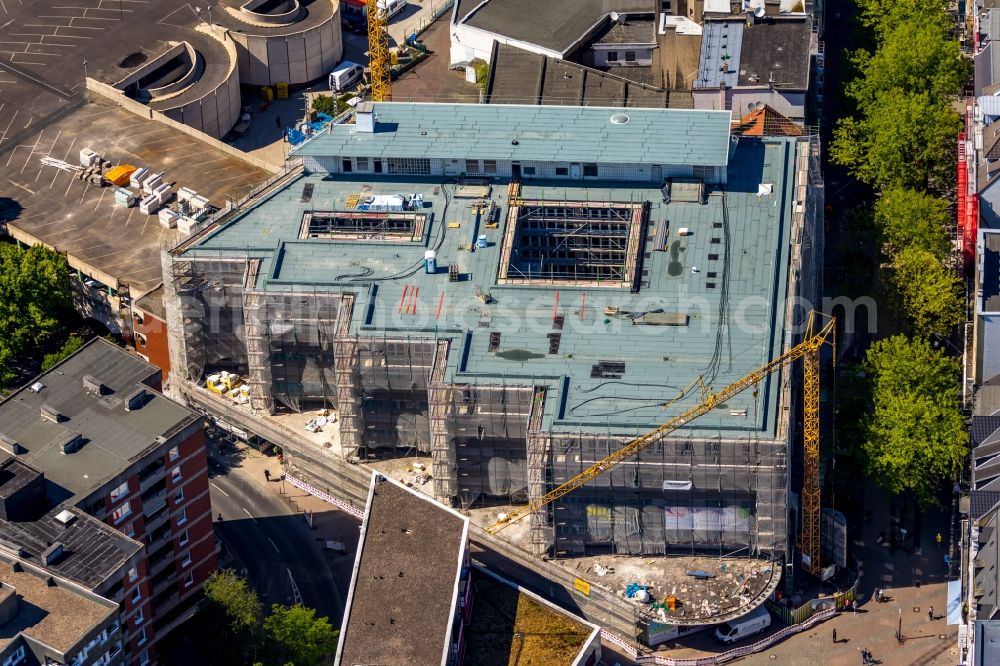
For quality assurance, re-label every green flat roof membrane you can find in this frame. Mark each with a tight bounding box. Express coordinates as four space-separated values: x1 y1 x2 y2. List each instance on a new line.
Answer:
185 138 798 438
293 102 732 167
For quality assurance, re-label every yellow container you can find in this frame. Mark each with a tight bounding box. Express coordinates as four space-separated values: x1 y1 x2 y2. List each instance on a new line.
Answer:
261 86 273 101
104 164 136 186
275 82 289 99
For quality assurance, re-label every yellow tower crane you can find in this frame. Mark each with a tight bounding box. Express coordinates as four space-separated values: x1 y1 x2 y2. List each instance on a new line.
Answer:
367 0 392 102
488 313 836 576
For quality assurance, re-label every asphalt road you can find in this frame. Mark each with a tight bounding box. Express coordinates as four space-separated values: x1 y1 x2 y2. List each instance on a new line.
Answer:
208 454 343 624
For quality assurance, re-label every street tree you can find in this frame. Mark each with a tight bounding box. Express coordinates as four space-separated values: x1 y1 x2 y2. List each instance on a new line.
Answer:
873 188 952 259
41 335 86 372
263 604 337 666
847 20 968 110
0 244 71 385
832 90 961 190
863 335 967 506
889 247 965 338
856 0 950 38
204 569 262 635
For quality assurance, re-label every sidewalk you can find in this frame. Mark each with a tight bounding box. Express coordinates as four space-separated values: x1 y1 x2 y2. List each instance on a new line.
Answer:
235 443 364 598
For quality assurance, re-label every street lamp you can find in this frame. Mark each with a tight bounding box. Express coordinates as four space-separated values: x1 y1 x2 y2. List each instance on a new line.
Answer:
82 59 88 80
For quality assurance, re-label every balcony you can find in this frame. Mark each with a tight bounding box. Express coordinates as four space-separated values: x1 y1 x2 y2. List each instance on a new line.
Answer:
152 573 176 597
149 552 176 578
138 458 165 485
143 496 168 520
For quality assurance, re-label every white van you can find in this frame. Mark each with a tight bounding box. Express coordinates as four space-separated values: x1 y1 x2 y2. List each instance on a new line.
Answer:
330 61 364 93
382 0 406 18
713 606 771 645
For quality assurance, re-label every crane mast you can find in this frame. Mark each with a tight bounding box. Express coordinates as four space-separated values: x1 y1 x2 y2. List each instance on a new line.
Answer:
367 0 392 102
487 315 835 575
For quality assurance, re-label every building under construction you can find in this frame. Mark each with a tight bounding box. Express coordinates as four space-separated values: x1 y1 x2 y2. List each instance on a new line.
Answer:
162 101 822 628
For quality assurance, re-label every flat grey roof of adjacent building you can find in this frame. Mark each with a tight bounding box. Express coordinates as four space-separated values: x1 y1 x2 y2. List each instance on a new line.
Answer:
982 230 1000 313
487 43 692 108
593 14 656 45
187 134 800 438
0 503 140 592
737 17 812 90
0 556 120 655
0 339 198 501
456 0 654 55
696 18 811 91
293 102 732 166
337 474 468 666
976 619 1000 665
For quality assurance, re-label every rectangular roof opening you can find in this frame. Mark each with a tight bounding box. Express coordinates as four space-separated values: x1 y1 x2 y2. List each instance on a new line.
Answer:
299 210 427 243
498 199 648 287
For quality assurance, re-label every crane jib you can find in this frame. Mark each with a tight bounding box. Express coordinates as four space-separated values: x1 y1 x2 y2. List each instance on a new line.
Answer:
487 315 836 535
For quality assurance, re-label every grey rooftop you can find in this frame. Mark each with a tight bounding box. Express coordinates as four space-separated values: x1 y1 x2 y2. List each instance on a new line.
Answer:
454 0 654 55
337 473 468 666
293 102 732 167
0 339 199 501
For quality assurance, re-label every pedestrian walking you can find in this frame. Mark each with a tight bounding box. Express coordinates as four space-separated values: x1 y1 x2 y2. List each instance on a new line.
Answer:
275 115 282 129
852 599 858 614
264 468 271 481
874 588 880 603
833 628 837 643
936 532 943 549
928 606 934 621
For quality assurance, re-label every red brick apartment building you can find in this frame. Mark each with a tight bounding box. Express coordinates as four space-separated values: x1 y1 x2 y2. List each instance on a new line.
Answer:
0 338 216 665
132 285 171 384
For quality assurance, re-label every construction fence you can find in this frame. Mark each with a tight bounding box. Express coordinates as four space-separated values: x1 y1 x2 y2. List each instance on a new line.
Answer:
603 606 838 666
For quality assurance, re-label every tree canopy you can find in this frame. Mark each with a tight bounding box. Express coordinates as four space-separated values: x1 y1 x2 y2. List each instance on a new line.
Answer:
873 188 952 259
263 604 338 666
888 247 965 338
204 569 262 636
0 244 71 386
832 90 961 190
847 20 968 110
863 336 967 506
856 0 951 38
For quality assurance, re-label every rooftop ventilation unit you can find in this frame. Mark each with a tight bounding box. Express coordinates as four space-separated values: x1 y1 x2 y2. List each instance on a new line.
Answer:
42 542 64 565
54 510 77 527
124 387 147 411
82 375 107 395
610 113 630 125
0 433 25 456
0 539 26 559
59 432 83 455
40 404 63 423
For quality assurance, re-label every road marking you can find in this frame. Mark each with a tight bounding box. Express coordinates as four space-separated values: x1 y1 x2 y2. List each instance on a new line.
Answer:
242 507 257 522
268 537 280 553
209 482 229 497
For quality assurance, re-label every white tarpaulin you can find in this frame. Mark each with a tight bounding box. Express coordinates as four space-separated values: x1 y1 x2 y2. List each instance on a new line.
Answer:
947 579 962 625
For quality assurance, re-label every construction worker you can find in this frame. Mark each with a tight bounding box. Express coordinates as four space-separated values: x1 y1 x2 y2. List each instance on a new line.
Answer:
936 532 943 549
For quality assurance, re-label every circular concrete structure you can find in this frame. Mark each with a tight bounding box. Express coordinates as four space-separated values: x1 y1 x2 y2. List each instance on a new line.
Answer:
153 33 241 139
221 0 344 87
